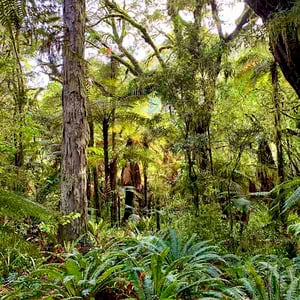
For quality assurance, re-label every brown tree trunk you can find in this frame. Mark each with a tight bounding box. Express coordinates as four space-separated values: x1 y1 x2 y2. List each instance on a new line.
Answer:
257 139 275 191
246 0 300 98
60 0 89 241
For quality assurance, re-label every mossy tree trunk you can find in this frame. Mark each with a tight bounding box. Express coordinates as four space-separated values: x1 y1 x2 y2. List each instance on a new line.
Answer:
246 0 300 98
271 62 284 183
60 0 89 241
257 139 275 191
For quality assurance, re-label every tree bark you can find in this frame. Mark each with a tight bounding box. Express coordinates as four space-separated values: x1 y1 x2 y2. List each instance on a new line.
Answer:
60 0 89 241
246 0 300 98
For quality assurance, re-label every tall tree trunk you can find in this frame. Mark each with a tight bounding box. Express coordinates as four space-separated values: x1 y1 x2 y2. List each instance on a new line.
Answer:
143 168 148 215
142 138 149 216
271 62 284 183
87 110 94 204
208 126 214 176
93 167 101 219
110 157 118 225
102 116 110 202
110 58 118 226
60 0 89 241
246 0 300 98
86 105 101 218
9 29 26 190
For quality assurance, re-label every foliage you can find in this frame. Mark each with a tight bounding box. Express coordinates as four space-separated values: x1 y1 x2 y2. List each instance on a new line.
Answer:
0 190 54 221
1 0 300 299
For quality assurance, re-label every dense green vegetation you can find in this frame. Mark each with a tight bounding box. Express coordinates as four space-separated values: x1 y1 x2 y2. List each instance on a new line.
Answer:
1 0 300 299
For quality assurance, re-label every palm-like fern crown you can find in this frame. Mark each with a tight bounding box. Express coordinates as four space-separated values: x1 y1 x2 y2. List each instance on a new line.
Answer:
0 0 26 30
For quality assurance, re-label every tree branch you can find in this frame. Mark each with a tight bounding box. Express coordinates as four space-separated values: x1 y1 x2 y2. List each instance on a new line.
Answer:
111 18 143 75
104 0 166 68
210 0 224 40
86 39 140 76
225 7 253 43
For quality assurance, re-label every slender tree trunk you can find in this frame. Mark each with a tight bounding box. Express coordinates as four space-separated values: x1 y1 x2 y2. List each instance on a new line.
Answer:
143 169 148 214
143 138 149 216
60 0 89 241
93 167 101 219
14 105 24 168
110 58 118 225
124 190 134 221
9 29 26 190
87 106 101 218
271 62 284 183
185 120 199 214
156 196 161 231
208 126 214 176
110 158 118 225
87 111 94 204
102 116 110 202
87 169 92 202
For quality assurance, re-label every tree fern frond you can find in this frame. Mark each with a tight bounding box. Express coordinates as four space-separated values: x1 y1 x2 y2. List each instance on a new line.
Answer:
0 0 26 30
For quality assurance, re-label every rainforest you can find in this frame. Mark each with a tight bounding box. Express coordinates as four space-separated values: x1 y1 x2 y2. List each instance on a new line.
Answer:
1 0 300 299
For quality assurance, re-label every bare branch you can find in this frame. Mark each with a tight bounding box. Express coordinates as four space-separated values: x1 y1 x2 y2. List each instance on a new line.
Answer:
111 18 143 75
86 40 140 76
225 7 253 43
104 0 166 68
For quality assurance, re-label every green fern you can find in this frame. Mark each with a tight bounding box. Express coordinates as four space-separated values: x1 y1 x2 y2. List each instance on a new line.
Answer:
283 186 300 213
0 0 26 30
288 223 300 236
0 190 54 221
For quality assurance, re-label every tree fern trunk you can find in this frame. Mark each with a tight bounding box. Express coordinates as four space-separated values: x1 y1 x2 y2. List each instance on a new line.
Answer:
60 0 89 241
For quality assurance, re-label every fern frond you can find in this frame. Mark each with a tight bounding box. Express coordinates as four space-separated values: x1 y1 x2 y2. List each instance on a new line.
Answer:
288 223 300 236
283 186 300 213
0 0 26 30
0 190 54 220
